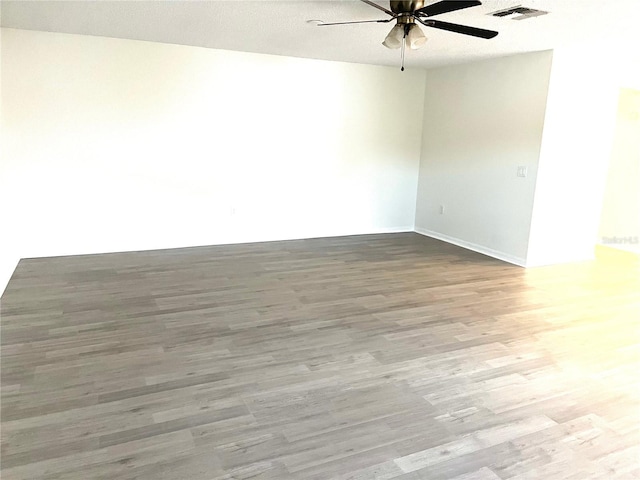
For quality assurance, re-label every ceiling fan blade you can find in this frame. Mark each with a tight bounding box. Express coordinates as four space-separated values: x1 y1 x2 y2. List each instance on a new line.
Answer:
316 18 393 26
359 0 395 17
415 1 481 17
419 19 498 39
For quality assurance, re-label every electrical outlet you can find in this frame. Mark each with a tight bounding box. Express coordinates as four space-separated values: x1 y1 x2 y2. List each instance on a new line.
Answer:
517 166 528 178
439 205 445 214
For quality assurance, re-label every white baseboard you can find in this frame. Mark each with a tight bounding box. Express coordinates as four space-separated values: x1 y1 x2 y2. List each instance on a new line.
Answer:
205 226 415 248
19 226 416 260
368 226 415 235
414 227 527 267
263 226 415 242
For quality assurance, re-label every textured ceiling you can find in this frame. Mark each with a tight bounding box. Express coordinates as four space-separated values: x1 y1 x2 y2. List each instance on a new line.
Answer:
2 0 640 70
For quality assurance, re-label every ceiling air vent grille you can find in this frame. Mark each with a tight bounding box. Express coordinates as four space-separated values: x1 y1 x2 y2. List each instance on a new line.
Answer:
489 6 548 20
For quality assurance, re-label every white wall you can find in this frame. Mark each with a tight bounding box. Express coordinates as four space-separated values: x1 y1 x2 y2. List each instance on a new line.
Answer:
597 88 640 254
414 51 554 265
0 20 19 295
0 28 426 295
526 47 619 266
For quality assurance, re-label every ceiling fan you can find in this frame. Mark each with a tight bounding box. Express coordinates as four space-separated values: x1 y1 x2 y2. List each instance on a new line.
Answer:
315 1 499 71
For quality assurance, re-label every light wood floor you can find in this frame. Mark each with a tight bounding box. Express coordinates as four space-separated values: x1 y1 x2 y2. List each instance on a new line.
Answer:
1 233 639 479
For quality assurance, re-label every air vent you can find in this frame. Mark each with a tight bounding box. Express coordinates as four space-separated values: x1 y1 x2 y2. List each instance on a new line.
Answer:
489 6 548 20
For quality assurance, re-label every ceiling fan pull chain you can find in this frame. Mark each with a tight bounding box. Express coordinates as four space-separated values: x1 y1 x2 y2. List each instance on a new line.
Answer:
401 31 406 71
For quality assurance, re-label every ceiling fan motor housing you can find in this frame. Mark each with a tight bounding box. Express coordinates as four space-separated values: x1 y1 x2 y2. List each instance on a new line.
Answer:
390 1 425 14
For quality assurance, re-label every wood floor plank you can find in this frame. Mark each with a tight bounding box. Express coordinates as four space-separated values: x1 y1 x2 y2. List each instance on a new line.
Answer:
1 233 639 479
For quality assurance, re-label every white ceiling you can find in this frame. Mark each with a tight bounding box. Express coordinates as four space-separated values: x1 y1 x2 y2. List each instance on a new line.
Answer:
2 0 640 70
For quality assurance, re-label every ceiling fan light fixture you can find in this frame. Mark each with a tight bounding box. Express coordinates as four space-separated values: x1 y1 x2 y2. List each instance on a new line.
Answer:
382 24 404 49
407 24 427 49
